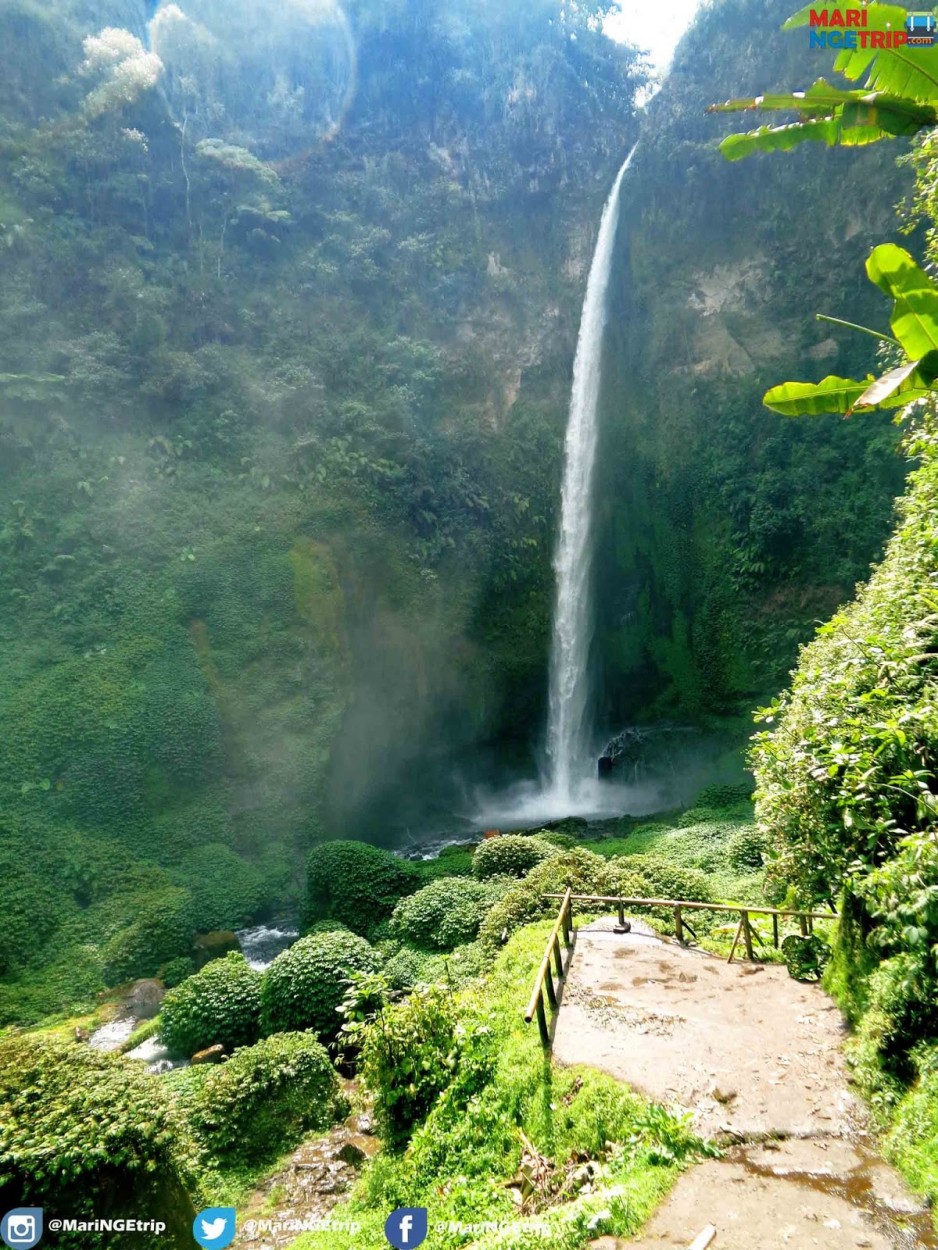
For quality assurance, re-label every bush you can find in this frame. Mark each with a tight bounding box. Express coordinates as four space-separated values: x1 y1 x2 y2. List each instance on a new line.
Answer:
885 1048 938 1208
727 825 768 871
101 887 195 985
159 952 261 1058
172 843 268 932
478 849 613 949
0 1035 196 1247
415 845 476 881
472 834 558 880
694 783 754 809
161 956 196 988
609 855 712 904
390 876 510 951
188 1031 343 1166
854 953 938 1088
260 929 382 1041
361 984 462 1149
304 841 421 937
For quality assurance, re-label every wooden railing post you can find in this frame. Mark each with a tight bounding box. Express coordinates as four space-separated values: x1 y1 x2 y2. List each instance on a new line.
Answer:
552 938 564 980
535 992 548 1046
741 911 754 961
772 913 779 949
674 904 684 944
545 963 558 1009
524 889 574 1047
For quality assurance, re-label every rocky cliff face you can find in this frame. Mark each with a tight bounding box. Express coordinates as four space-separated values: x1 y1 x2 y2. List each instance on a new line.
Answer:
592 0 910 729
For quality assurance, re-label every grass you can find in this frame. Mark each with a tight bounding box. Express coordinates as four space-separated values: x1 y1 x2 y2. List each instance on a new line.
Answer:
884 1055 938 1222
290 920 700 1250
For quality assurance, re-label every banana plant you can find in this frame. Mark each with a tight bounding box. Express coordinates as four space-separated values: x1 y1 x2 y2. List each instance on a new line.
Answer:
762 243 938 415
709 3 938 159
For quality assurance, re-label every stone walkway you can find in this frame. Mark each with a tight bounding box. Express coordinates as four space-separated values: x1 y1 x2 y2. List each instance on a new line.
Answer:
551 921 936 1250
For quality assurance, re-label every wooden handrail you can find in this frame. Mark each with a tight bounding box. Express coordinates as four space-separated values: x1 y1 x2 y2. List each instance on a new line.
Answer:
543 892 835 963
523 888 575 1045
543 893 836 922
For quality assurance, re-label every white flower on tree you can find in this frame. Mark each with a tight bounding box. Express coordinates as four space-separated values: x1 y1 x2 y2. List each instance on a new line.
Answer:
81 28 164 117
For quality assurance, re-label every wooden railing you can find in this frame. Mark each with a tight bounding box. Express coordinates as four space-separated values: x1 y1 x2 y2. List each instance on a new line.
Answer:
523 888 575 1045
544 893 835 963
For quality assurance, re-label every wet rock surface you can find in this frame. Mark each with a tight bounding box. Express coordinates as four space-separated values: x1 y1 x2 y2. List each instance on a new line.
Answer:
624 1138 935 1250
235 1090 379 1248
558 923 936 1249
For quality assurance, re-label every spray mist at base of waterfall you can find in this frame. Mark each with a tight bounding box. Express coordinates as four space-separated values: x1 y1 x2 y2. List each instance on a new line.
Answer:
466 776 674 831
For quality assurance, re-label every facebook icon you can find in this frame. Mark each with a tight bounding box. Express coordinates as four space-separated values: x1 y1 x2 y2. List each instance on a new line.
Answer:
384 1207 428 1249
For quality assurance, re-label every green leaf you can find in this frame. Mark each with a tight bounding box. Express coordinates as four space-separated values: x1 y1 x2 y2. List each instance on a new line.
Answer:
852 353 938 410
834 45 938 102
866 243 938 356
763 375 872 416
713 81 938 158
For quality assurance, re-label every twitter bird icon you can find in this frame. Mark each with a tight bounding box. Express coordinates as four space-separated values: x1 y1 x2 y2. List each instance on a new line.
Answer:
193 1208 237 1249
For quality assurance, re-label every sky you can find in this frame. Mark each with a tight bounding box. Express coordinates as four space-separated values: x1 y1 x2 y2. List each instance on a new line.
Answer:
603 0 705 73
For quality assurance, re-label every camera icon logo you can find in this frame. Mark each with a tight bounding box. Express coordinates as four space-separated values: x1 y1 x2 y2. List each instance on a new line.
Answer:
1 1209 43 1249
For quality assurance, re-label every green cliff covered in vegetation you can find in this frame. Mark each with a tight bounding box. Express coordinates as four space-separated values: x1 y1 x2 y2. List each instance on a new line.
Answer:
0 0 645 1018
595 0 910 721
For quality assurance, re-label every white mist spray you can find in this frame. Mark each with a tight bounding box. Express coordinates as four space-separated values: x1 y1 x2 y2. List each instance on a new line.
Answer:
546 151 633 803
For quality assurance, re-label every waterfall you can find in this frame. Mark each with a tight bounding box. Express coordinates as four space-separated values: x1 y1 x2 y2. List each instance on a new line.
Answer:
546 152 633 802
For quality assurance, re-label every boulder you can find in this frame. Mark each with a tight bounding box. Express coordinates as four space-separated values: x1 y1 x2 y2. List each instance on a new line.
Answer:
193 931 240 969
192 1044 224 1065
126 979 165 1020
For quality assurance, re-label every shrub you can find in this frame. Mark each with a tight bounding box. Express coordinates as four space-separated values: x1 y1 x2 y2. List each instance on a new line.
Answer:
188 1031 343 1166
390 877 510 951
609 855 712 903
885 1049 938 1207
415 845 476 881
361 984 462 1149
478 848 612 949
854 953 938 1088
727 825 768 871
306 918 350 935
694 783 754 810
304 841 421 937
101 887 195 985
472 834 558 880
161 956 196 988
172 843 267 932
0 1035 196 1247
159 952 261 1058
260 929 381 1041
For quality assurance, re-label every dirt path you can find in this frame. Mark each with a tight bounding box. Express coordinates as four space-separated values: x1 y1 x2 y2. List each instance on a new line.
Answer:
234 1092 378 1249
552 921 936 1250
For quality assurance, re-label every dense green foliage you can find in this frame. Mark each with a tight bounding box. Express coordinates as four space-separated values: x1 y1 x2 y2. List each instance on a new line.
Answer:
297 921 703 1250
471 833 559 879
389 875 510 951
187 1031 343 1166
159 952 261 1058
259 928 381 1041
304 841 421 938
596 0 908 718
360 983 464 1150
479 847 634 949
0 1034 196 1246
753 426 938 911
